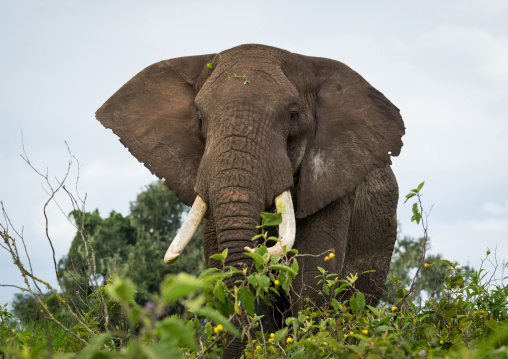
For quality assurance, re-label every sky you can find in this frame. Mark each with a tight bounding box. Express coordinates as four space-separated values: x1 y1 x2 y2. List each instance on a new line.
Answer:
1 0 507 307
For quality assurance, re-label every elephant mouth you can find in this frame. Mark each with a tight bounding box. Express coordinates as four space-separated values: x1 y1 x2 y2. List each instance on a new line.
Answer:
163 190 296 265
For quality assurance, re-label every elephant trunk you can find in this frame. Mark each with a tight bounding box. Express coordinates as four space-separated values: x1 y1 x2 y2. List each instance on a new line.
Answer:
210 168 265 266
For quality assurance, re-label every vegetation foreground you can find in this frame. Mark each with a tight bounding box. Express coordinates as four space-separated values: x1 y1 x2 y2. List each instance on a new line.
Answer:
1 178 507 358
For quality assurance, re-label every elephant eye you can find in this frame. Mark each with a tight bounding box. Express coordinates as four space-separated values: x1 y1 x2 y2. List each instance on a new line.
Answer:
288 112 299 121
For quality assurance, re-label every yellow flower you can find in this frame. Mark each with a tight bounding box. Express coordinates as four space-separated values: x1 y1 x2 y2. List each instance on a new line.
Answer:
270 333 275 338
440 340 444 344
343 333 348 338
324 256 330 261
269 338 273 342
274 280 280 286
391 306 397 312
256 345 262 351
216 324 223 332
487 250 491 255
362 329 368 335
329 253 335 259
104 322 108 326
349 331 354 336
424 263 429 268
286 337 293 344
40 309 43 313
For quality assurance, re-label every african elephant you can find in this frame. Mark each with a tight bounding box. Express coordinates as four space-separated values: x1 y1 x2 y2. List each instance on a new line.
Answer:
96 44 404 358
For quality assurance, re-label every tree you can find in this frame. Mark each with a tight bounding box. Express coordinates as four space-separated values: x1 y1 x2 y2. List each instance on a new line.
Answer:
59 181 204 307
381 235 470 305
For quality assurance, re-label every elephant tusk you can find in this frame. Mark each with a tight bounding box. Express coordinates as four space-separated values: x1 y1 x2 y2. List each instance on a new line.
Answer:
244 190 296 256
164 195 207 265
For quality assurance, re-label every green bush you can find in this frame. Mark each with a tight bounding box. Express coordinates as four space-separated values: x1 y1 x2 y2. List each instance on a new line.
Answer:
2 179 507 358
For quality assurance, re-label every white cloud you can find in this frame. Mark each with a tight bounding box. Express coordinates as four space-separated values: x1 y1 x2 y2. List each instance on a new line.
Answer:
471 217 508 232
460 0 508 13
468 201 508 232
420 26 508 84
483 201 508 216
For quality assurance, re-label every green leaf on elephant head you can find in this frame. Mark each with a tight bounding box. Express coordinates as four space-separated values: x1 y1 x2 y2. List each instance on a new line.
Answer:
237 287 255 316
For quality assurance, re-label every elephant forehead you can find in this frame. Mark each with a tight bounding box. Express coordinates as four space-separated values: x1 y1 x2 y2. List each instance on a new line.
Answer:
197 71 298 115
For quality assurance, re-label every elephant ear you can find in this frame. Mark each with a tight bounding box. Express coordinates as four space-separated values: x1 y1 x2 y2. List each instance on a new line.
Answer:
96 54 215 206
295 55 405 218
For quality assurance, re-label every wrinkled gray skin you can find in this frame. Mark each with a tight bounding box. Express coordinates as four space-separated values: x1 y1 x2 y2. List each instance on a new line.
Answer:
96 44 405 358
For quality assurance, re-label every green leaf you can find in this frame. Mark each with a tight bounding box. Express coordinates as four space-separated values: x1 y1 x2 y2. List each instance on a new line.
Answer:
258 212 282 228
76 332 112 359
334 283 351 296
356 292 365 313
256 274 271 290
206 63 213 68
213 280 226 304
107 275 136 304
291 258 299 274
161 273 205 303
417 181 425 191
192 307 239 336
245 252 265 266
237 287 255 316
198 268 219 279
273 328 288 344
367 305 379 317
141 342 183 359
375 325 394 333
349 296 358 314
270 255 281 263
404 192 416 203
210 253 225 261
157 317 198 351
331 298 340 311
269 264 298 277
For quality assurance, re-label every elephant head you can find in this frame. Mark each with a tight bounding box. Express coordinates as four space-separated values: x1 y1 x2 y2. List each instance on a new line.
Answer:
96 44 404 355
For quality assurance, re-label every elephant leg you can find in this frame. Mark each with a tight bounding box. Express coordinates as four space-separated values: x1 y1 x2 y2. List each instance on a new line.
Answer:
342 164 399 306
290 194 354 313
